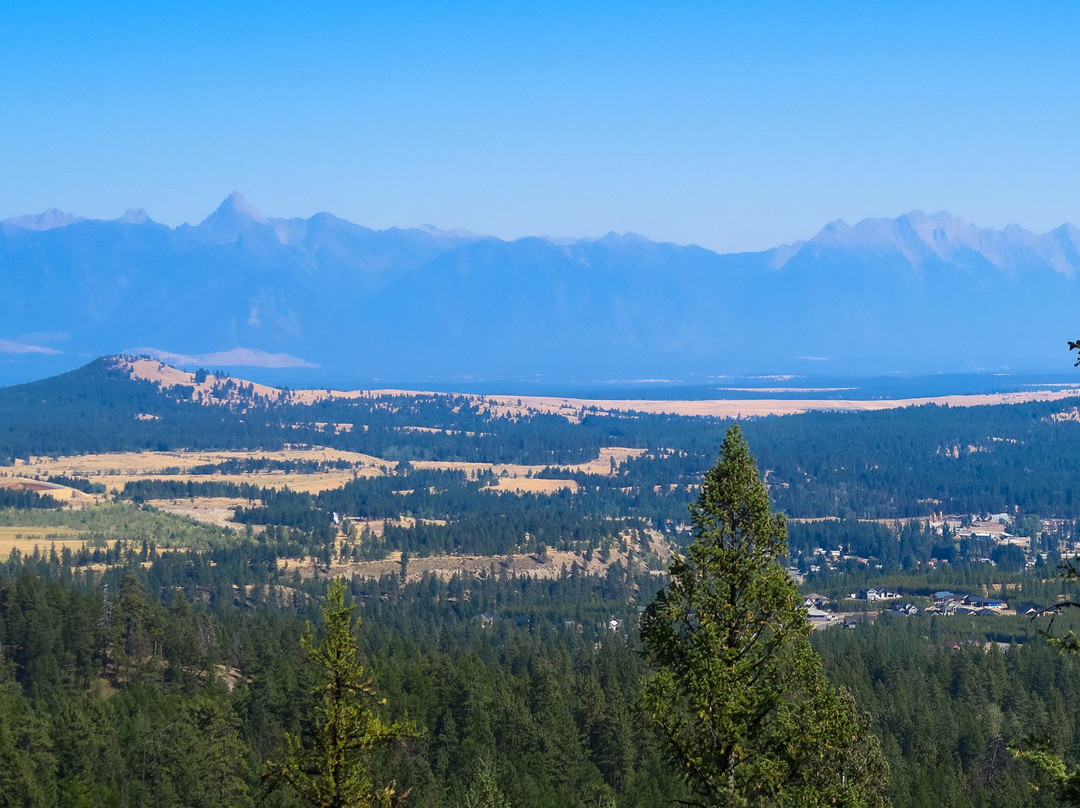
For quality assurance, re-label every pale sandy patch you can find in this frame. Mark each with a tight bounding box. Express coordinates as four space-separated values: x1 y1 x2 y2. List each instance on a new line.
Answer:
472 388 1080 418
289 386 1080 420
147 497 256 530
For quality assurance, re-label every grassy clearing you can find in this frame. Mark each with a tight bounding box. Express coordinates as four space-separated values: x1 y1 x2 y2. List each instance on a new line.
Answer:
412 446 646 480
7 448 387 496
96 471 370 495
0 503 233 549
485 478 578 494
147 497 259 531
5 446 643 503
0 526 86 557
12 447 388 474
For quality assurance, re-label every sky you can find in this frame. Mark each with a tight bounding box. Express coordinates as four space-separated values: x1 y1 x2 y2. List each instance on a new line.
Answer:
2 1 1080 253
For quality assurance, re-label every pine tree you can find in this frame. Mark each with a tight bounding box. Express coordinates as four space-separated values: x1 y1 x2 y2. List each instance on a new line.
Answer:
461 757 511 808
266 578 417 808
639 425 889 807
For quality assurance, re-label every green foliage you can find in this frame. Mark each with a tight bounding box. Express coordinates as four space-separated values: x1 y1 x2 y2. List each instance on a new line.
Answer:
461 757 512 808
0 502 232 549
1012 556 1080 805
266 579 418 808
640 425 889 807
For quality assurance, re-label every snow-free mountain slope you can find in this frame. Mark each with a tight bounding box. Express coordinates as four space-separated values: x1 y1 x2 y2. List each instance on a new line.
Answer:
0 199 1076 383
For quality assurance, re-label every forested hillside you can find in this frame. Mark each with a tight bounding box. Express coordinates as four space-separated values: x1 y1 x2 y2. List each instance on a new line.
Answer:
2 546 1079 807
4 360 1080 805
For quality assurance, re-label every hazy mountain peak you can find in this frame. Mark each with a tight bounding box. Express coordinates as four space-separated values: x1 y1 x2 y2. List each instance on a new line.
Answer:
794 211 989 268
196 192 270 242
215 192 267 223
589 231 656 246
3 199 1080 381
418 223 483 240
115 208 153 225
3 209 85 231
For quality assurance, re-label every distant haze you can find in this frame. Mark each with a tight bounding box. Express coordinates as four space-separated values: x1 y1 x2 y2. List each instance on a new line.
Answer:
0 195 1077 386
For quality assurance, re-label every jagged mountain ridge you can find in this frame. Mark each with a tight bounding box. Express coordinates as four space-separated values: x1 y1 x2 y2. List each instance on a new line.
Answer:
1 196 1077 383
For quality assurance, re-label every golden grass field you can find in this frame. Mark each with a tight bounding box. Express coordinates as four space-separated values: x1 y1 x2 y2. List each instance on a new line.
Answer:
0 443 647 533
413 446 645 479
10 448 389 496
6 444 640 511
123 358 287 404
485 477 579 494
16 358 1078 542
0 526 86 557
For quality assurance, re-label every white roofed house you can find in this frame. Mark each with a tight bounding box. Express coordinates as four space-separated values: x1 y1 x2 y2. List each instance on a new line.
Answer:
806 607 836 624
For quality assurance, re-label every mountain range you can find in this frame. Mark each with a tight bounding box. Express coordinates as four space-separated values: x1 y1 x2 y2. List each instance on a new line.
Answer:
1 194 1077 386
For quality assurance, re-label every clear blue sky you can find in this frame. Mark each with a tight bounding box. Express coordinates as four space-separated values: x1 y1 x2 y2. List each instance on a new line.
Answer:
2 1 1078 252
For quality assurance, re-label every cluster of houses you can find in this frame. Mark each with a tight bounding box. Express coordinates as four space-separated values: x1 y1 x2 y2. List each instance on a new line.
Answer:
926 591 1009 615
804 545 882 574
800 513 1065 576
925 513 1055 569
800 586 1017 628
804 594 874 628
853 587 900 601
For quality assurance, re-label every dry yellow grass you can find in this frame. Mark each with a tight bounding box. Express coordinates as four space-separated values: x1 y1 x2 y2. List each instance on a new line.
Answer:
412 447 645 480
123 358 286 404
93 471 370 495
10 448 388 495
0 475 102 506
0 526 86 557
567 446 646 474
15 447 387 475
486 477 578 494
3 444 642 504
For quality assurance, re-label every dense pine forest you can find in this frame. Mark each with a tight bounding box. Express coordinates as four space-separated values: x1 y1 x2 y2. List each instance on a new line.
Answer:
4 358 1080 806
3 546 1080 807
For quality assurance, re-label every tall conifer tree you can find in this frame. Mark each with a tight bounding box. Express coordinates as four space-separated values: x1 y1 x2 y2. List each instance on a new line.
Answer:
640 425 889 807
267 578 417 808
